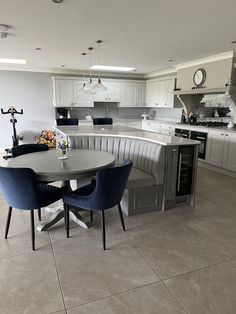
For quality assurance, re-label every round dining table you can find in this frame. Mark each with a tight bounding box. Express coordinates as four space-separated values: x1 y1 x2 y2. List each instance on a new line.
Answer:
7 149 116 231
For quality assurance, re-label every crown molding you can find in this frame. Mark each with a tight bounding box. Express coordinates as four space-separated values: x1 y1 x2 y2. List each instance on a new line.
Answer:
144 68 176 79
175 51 234 70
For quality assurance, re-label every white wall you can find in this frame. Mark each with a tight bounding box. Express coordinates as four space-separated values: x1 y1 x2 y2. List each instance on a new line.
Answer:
0 71 55 148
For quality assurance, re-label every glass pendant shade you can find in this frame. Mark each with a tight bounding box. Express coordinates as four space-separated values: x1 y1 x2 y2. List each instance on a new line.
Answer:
79 82 86 94
92 78 107 91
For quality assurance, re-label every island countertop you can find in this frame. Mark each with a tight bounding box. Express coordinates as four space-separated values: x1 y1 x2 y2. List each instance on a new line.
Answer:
55 125 200 146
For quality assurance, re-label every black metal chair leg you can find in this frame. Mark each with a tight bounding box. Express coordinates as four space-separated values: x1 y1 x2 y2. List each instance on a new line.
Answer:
90 211 93 222
118 203 125 232
38 208 41 221
5 206 12 239
30 210 35 251
63 203 67 230
64 204 70 238
101 210 106 250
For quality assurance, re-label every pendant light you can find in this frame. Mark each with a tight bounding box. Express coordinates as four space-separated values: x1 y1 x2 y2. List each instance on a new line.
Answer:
92 40 107 92
79 52 88 94
84 47 96 95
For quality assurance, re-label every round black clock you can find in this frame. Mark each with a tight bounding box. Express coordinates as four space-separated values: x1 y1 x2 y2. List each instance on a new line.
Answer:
193 68 206 87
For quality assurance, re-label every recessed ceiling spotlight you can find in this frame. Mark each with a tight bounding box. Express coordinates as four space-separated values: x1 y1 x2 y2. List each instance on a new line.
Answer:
60 64 66 67
52 0 64 3
168 59 173 62
231 41 236 44
35 47 42 51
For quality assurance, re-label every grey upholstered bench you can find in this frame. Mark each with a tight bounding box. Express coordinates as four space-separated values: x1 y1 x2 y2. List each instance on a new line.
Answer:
71 136 165 216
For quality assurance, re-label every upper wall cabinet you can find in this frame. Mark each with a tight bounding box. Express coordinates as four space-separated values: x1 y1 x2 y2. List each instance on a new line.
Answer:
53 78 74 107
52 76 147 107
119 81 146 107
145 78 175 108
52 77 94 107
93 80 123 102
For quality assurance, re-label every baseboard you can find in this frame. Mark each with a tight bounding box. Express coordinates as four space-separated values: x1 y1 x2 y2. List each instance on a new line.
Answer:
198 160 236 178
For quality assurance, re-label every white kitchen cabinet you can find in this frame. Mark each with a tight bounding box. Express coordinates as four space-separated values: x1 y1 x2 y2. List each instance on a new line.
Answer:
53 78 74 107
206 130 236 172
142 120 175 135
166 79 175 108
114 120 142 129
206 130 225 166
121 82 138 106
145 81 158 107
145 78 175 108
222 132 236 172
52 77 94 107
73 80 94 107
53 76 147 108
93 80 122 102
142 120 157 132
119 81 146 107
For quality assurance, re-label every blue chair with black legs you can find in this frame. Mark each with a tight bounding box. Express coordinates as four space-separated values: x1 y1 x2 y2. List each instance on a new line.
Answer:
63 160 132 250
56 118 79 126
0 167 67 250
93 118 113 125
11 143 49 221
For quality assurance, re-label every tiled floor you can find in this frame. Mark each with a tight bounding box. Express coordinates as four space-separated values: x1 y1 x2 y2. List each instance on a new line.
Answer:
0 166 236 313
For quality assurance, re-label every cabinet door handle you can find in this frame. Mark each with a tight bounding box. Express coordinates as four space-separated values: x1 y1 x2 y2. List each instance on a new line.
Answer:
177 153 182 192
225 134 229 136
196 136 206 140
221 133 224 136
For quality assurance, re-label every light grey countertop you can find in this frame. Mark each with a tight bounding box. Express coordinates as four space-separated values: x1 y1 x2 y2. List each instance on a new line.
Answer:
145 119 236 133
55 125 199 146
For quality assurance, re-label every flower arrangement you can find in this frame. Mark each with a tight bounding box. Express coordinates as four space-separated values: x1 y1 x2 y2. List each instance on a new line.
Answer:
35 130 56 148
57 140 70 150
57 140 70 159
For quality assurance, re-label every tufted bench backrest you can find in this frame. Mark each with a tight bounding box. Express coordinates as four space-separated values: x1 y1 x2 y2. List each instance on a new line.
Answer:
71 136 165 185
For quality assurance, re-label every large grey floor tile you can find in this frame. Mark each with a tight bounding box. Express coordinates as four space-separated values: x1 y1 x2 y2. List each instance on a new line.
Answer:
165 259 236 314
126 215 230 279
67 282 186 314
187 212 236 257
0 208 51 260
50 224 159 308
0 250 65 314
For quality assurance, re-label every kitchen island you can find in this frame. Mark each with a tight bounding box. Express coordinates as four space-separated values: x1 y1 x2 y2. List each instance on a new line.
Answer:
55 125 200 215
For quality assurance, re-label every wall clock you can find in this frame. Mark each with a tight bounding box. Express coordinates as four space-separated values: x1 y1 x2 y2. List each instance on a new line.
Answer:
193 68 206 87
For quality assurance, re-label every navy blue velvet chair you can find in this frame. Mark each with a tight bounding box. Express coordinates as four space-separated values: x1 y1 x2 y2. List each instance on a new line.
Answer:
0 167 67 250
93 118 113 125
63 160 132 250
56 118 79 126
11 143 49 221
11 143 49 158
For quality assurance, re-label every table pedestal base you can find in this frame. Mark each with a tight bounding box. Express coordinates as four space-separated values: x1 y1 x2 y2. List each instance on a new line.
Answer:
37 208 89 232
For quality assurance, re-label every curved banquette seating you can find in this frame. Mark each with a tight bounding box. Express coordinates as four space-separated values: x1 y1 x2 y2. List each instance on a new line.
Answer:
71 136 165 215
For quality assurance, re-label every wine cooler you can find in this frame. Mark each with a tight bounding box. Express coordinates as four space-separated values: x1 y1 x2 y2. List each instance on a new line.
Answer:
176 145 194 197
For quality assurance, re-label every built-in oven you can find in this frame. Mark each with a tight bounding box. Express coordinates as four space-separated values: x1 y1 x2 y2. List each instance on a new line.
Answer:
190 131 207 160
175 128 190 139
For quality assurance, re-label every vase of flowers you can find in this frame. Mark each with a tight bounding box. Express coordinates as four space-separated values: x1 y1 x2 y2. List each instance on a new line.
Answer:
35 130 56 148
57 140 69 160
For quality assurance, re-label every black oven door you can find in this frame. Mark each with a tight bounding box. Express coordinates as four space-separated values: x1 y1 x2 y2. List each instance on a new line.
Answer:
190 131 207 159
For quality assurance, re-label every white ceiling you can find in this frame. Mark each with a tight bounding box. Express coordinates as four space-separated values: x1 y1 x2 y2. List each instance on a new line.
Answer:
1 0 236 75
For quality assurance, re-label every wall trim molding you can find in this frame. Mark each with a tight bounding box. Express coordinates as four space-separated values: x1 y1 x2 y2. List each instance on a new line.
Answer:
175 51 234 70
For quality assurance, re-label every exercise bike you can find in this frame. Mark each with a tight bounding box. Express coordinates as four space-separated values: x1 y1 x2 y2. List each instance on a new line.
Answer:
1 106 23 159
